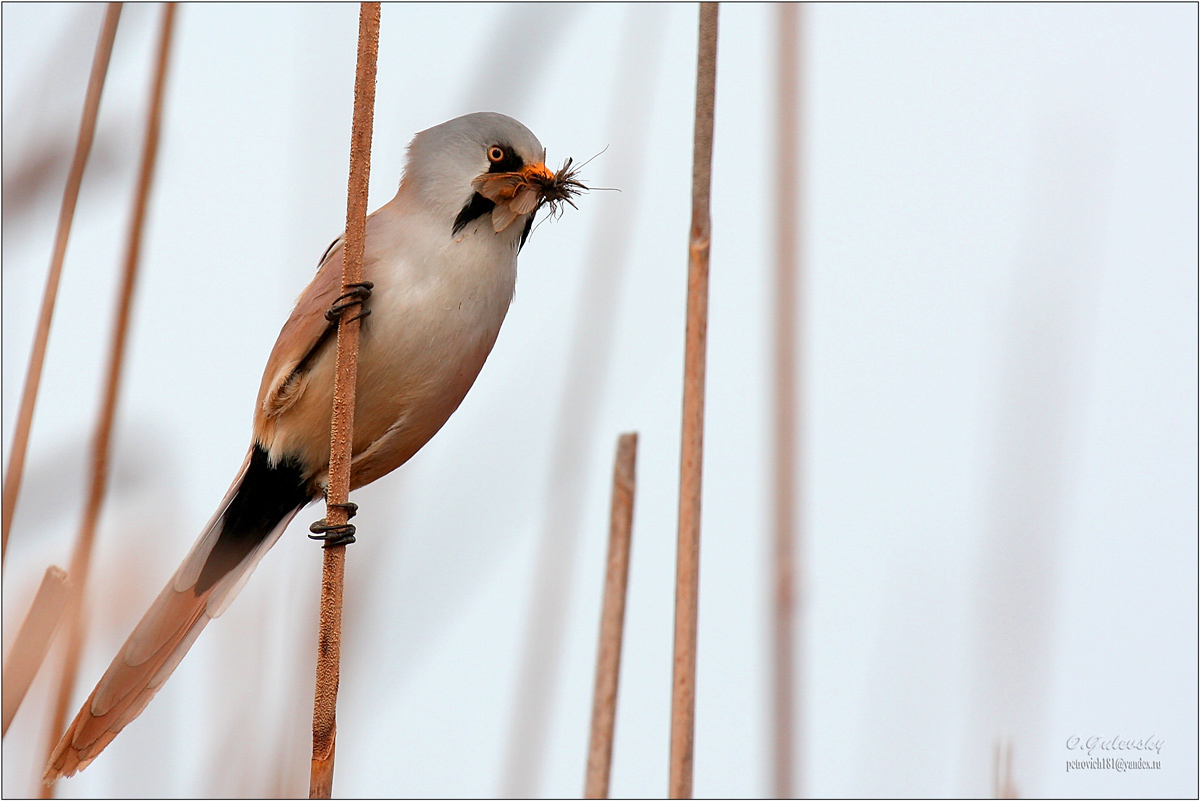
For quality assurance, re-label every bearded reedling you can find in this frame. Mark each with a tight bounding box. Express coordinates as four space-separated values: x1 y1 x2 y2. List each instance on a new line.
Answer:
45 112 587 782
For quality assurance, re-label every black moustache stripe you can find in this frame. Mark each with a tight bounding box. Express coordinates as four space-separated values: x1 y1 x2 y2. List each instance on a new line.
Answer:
453 192 495 234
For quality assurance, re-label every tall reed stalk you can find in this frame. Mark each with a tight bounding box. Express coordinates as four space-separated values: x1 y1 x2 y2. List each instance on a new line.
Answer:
771 3 804 797
669 3 719 798
308 4 380 798
2 3 122 565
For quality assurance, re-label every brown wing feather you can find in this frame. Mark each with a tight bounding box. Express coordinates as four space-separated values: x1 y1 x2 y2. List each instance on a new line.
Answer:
255 239 345 426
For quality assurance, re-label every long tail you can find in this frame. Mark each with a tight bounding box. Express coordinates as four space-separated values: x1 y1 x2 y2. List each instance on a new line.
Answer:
44 445 312 782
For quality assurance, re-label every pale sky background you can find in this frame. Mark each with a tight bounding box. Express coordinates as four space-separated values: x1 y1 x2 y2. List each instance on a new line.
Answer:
2 3 1197 799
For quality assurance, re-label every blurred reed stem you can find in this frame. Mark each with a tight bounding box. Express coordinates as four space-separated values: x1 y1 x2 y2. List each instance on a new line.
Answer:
994 738 1019 798
2 566 70 736
771 3 804 797
2 3 122 566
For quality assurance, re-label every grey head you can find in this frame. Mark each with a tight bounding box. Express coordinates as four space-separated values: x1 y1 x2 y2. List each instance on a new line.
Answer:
400 112 549 239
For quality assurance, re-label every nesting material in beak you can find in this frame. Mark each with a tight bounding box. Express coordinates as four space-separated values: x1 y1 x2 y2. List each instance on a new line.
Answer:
472 158 587 232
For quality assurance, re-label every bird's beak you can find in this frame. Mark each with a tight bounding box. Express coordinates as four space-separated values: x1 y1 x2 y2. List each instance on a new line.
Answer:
472 161 557 233
517 161 555 187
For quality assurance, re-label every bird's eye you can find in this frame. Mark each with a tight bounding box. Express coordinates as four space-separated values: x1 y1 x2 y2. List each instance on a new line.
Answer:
487 146 506 163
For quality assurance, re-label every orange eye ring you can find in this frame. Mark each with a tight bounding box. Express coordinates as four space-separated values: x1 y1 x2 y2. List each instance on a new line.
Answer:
487 146 505 163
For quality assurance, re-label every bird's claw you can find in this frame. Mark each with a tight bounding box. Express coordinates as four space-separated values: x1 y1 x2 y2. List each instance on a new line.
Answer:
309 520 356 548
325 281 374 324
309 501 359 548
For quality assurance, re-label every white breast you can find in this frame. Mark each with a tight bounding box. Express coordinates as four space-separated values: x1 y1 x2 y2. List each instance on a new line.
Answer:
365 197 517 393
290 195 522 488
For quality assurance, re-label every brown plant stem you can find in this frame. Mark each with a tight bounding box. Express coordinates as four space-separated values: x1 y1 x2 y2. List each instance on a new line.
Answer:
40 5 175 797
2 566 70 736
771 3 804 798
669 3 718 799
2 3 122 566
309 4 380 798
584 433 639 799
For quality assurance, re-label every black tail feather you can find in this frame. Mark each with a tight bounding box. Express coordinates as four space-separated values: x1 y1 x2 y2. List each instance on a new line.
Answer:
194 445 311 594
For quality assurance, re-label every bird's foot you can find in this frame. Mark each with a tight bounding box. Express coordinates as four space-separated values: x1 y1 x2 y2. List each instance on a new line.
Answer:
325 281 374 324
308 501 359 548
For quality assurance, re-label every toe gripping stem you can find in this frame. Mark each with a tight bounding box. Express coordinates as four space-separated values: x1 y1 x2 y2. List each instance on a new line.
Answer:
325 281 374 324
309 501 358 548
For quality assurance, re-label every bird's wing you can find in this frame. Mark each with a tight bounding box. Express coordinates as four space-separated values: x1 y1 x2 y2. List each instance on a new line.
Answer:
44 451 302 781
254 238 346 425
254 202 396 433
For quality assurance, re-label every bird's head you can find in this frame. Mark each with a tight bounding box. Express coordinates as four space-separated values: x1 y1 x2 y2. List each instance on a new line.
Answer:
400 112 584 243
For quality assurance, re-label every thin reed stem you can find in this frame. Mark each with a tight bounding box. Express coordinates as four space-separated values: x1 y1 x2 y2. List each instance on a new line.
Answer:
669 4 719 799
771 3 803 798
585 433 639 799
2 566 70 736
2 3 122 565
40 5 175 797
309 4 380 798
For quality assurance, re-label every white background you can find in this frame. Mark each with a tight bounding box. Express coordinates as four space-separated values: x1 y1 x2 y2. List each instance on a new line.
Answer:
3 3 1196 798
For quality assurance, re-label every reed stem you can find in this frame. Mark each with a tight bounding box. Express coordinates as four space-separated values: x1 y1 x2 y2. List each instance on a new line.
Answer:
584 433 639 799
2 566 70 736
668 4 719 798
771 3 803 797
308 4 380 797
2 3 122 565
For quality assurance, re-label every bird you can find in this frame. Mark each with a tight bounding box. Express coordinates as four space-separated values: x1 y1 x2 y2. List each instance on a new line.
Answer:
45 111 584 782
